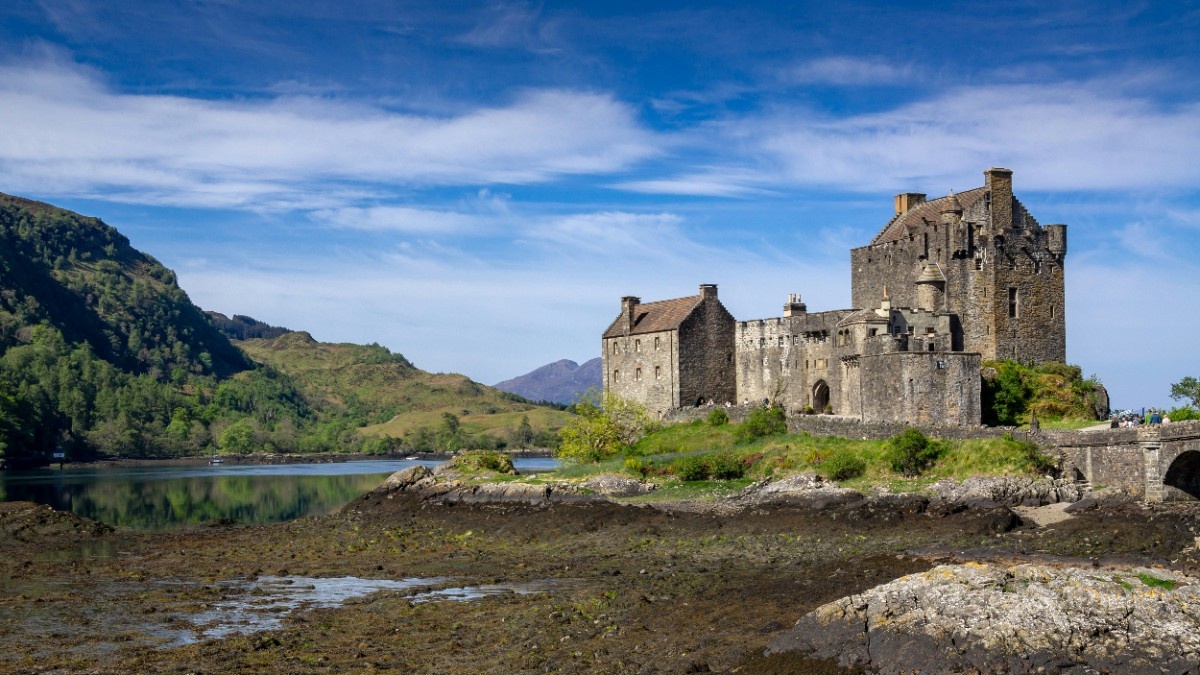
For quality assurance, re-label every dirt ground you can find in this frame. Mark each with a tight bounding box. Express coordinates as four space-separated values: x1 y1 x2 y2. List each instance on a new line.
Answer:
1 492 1199 674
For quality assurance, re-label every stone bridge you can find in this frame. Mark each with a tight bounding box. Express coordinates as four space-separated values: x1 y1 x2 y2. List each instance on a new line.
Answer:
1051 422 1200 501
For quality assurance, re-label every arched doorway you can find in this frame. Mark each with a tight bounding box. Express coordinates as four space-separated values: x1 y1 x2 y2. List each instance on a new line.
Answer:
812 380 830 413
1163 451 1200 501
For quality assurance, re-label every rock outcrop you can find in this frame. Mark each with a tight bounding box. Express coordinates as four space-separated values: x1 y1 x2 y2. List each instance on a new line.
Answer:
767 562 1200 674
739 473 864 507
926 476 1085 506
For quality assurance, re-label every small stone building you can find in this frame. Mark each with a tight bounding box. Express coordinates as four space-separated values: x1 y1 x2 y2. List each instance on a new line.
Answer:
603 168 1066 427
601 284 736 415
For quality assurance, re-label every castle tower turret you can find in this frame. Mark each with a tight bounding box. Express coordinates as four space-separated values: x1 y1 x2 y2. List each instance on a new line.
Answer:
915 263 946 311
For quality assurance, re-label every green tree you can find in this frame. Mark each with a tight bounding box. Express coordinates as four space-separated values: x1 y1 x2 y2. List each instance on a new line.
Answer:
1170 376 1200 409
556 392 650 463
219 419 256 456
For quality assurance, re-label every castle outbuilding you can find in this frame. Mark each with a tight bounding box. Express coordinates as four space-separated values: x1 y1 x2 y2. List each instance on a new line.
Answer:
602 168 1067 426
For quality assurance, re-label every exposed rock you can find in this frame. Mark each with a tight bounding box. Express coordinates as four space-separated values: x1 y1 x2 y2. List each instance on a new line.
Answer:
926 476 1085 506
376 465 436 492
579 474 657 497
739 473 863 507
0 502 113 542
767 562 1200 674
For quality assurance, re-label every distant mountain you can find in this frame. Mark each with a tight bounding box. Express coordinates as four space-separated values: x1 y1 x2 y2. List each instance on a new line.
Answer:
206 312 293 341
493 358 602 405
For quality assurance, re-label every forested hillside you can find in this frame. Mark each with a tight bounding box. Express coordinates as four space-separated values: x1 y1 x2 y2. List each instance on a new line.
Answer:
0 194 564 466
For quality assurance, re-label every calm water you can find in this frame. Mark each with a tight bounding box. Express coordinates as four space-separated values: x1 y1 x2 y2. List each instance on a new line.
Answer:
0 457 559 530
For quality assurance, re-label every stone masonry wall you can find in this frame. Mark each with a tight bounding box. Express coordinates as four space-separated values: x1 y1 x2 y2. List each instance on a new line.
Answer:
677 297 736 407
857 352 982 426
603 329 680 416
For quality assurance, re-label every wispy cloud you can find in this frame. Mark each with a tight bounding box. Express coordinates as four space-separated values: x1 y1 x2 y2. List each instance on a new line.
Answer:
781 56 913 86
0 57 660 208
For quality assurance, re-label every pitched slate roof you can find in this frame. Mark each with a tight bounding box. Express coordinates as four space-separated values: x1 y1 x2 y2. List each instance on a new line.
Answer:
836 309 889 327
602 295 702 339
869 187 987 246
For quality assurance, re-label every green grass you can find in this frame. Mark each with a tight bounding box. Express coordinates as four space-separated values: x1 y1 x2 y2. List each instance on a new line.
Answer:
537 421 1063 492
1136 573 1178 590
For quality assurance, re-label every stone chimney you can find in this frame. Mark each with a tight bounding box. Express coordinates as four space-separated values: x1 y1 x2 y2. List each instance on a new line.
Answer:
986 167 1013 234
1046 223 1067 259
875 286 892 318
621 296 640 332
894 192 926 215
783 293 807 317
699 284 718 300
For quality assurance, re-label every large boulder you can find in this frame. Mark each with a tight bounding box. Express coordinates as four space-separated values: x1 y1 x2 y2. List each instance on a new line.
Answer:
926 476 1085 506
740 473 863 507
578 474 657 497
767 562 1200 674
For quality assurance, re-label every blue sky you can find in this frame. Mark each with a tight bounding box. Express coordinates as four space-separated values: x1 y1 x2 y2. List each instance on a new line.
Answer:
2 1 1198 409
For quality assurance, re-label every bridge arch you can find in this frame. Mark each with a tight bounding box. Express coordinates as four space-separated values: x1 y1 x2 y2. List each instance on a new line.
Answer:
1163 450 1200 501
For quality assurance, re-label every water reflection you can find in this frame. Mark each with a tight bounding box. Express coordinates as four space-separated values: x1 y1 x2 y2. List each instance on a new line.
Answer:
1 458 558 530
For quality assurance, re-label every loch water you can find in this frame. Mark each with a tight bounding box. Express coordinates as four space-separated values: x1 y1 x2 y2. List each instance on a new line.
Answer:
0 457 559 530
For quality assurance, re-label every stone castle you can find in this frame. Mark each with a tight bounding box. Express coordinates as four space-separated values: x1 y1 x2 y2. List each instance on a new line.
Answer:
602 168 1067 426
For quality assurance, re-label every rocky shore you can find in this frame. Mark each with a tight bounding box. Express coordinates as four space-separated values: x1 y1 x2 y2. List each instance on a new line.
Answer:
1 471 1198 674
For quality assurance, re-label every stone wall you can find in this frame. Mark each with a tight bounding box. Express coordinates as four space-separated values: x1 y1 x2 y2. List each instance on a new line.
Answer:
677 295 736 408
603 329 679 415
857 352 981 426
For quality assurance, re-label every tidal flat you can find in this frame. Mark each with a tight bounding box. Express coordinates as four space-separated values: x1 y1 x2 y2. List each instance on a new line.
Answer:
2 490 1199 674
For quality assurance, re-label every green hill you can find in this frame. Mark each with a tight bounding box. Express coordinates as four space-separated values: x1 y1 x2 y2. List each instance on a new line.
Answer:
0 193 565 465
236 333 570 451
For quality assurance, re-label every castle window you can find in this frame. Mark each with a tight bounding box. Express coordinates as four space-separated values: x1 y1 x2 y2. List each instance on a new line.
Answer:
635 368 641 381
868 328 878 337
635 339 641 352
759 338 766 347
655 366 661 379
1050 304 1056 319
613 370 620 382
928 344 935 352
654 336 660 350
1008 287 1019 318
975 257 983 271
777 336 784 347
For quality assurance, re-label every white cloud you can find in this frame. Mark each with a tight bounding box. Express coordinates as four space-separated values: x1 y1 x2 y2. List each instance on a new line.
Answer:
313 206 486 234
756 82 1200 192
0 58 660 208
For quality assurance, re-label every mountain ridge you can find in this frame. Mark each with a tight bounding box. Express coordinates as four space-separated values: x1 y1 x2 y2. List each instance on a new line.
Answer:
493 357 602 405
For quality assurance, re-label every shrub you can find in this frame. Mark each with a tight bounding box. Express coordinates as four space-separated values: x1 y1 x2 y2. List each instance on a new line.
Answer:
885 428 944 476
671 454 708 481
1168 406 1200 422
706 407 729 427
821 449 866 481
450 450 515 474
734 405 787 442
624 457 649 478
705 451 745 480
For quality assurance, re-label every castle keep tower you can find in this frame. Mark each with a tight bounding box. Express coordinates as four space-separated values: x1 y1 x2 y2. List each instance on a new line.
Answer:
850 167 1066 364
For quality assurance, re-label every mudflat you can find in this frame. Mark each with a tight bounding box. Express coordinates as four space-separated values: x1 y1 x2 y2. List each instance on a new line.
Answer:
1 491 1198 674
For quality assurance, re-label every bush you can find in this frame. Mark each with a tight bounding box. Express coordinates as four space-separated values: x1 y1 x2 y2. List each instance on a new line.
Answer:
705 451 745 480
706 407 729 426
624 457 649 477
820 449 866 481
449 450 515 474
734 405 787 442
885 428 944 476
1168 406 1200 422
671 454 708 481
